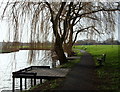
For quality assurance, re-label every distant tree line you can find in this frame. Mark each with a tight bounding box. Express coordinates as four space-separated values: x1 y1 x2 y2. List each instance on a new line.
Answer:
75 39 120 45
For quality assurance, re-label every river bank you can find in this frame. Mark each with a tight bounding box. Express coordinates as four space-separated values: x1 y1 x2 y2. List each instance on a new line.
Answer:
0 42 52 53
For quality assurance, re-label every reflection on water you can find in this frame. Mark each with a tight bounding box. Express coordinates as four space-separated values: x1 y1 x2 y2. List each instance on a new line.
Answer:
0 50 53 91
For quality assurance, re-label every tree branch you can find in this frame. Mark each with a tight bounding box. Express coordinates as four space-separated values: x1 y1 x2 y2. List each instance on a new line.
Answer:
80 8 120 17
73 26 94 45
61 2 73 42
2 1 10 19
55 2 66 22
45 2 54 22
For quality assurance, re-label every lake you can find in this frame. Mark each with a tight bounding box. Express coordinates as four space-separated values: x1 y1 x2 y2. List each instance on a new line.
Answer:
0 50 56 91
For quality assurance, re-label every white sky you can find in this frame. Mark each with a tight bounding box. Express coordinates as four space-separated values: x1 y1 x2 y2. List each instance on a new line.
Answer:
0 1 119 42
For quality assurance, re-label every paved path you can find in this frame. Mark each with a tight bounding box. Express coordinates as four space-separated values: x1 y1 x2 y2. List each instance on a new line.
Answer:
56 50 99 91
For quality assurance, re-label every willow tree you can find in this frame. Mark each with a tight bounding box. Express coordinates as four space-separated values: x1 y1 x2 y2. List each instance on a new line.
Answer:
1 1 70 64
1 1 119 64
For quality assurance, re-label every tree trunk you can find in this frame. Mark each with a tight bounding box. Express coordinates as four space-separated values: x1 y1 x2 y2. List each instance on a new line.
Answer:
46 2 67 65
64 25 73 57
54 39 68 65
64 43 73 57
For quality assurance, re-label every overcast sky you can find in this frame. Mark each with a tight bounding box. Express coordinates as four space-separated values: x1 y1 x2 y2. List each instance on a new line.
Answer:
0 1 119 42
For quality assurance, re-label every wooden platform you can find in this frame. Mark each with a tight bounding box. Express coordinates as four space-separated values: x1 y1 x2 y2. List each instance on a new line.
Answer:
12 66 70 91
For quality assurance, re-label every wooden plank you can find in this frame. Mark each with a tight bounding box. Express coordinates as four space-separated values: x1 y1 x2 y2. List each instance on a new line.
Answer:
13 68 70 78
26 68 69 78
31 66 50 69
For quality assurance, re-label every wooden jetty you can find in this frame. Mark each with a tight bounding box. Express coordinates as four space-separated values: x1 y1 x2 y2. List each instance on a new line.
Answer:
12 66 69 91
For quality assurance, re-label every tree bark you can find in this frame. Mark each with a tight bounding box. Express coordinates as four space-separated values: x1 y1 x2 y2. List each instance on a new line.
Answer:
54 38 68 65
64 43 73 57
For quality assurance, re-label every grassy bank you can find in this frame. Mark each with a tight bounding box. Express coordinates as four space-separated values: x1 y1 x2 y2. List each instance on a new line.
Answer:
75 45 120 90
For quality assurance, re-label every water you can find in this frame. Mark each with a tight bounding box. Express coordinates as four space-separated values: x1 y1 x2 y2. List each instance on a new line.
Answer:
0 50 54 91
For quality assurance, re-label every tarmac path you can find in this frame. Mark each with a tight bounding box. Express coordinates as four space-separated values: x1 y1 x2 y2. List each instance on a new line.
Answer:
56 50 99 91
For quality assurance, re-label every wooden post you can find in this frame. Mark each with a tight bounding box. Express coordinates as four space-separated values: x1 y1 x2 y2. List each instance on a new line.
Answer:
12 76 15 92
25 78 27 89
20 78 22 91
40 79 42 84
34 77 36 86
34 73 36 86
31 78 33 87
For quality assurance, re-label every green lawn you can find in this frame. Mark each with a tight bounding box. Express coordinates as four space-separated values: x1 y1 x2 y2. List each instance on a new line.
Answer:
74 45 120 90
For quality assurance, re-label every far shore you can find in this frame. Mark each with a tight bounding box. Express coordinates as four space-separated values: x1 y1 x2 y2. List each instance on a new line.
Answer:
0 45 52 53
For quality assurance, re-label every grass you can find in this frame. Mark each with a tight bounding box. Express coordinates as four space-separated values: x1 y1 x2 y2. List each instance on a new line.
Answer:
59 59 80 68
74 45 120 90
59 49 82 68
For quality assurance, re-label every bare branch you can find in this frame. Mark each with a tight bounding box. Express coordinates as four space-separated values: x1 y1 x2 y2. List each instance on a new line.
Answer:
73 26 95 45
45 2 54 22
1 1 9 19
55 2 66 22
80 8 119 17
